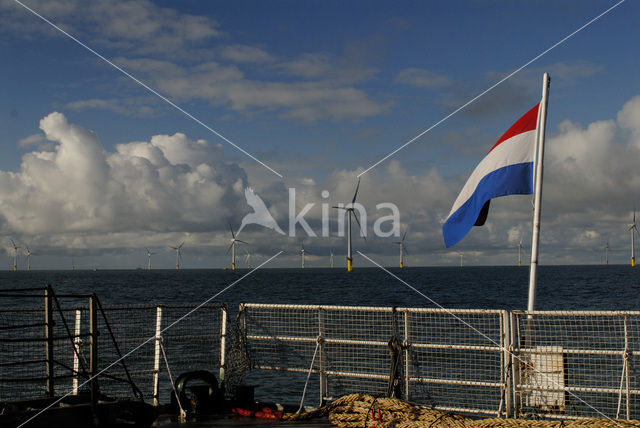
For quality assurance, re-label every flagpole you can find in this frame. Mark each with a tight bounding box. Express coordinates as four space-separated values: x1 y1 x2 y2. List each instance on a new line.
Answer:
527 73 550 313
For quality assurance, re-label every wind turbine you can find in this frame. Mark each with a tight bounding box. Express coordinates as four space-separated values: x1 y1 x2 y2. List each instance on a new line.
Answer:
169 242 184 270
393 229 408 268
299 241 308 269
10 239 19 271
459 252 463 268
25 246 32 271
629 207 639 267
333 179 364 272
227 225 247 270
330 251 334 268
518 239 523 267
146 248 156 270
244 250 251 269
604 240 609 266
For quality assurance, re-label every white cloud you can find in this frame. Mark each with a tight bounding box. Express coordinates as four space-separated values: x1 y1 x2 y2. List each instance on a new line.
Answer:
220 45 276 63
0 112 247 247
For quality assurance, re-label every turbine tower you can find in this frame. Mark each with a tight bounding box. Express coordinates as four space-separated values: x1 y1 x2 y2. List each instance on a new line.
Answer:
10 239 19 271
227 225 247 270
604 240 609 266
333 179 364 272
459 252 463 268
25 246 32 271
169 242 184 270
330 251 334 268
146 248 156 270
629 207 638 267
244 250 251 269
518 239 523 267
393 229 408 268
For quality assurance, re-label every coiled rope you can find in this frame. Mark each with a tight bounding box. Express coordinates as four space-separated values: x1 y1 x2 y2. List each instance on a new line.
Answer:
283 393 640 427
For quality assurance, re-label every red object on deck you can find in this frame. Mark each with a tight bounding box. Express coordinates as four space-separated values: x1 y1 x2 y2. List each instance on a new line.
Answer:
232 407 283 420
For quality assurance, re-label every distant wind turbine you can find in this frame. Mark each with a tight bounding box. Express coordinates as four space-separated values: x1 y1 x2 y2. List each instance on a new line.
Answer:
299 241 308 269
459 252 463 268
604 240 609 266
518 239 523 267
393 229 408 268
330 251 334 269
333 179 365 272
10 239 19 271
227 225 247 270
244 250 251 269
169 242 184 270
629 207 639 267
146 248 156 270
25 246 32 271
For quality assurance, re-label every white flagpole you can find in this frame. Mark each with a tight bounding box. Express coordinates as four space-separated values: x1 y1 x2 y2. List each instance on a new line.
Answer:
527 73 550 313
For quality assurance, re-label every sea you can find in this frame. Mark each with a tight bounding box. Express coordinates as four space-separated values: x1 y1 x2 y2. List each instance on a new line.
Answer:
1 266 639 426
0 265 638 311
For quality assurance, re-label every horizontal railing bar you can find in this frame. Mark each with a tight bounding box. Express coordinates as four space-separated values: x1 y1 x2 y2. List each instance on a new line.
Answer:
412 343 502 352
513 310 640 316
515 384 640 395
410 377 503 388
516 347 628 356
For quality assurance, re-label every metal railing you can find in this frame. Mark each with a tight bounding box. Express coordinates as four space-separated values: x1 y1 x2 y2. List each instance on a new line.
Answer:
0 288 228 406
240 304 640 420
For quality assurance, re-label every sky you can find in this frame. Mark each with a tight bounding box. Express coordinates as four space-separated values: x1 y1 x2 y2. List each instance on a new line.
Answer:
1 0 639 269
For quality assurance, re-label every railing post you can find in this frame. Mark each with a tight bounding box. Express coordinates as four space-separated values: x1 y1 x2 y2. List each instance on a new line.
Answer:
403 310 410 401
89 294 99 407
624 315 631 420
72 309 82 395
502 310 512 418
44 285 54 398
510 311 520 418
318 307 327 406
152 306 162 406
220 306 228 390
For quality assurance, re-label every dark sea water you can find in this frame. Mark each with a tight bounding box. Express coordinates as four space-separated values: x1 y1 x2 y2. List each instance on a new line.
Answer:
0 265 638 311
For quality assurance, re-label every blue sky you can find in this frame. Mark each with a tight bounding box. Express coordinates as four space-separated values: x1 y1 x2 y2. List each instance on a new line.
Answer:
1 0 639 269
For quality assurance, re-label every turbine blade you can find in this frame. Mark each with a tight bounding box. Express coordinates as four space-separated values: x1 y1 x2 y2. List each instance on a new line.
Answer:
229 223 235 239
236 240 248 244
352 211 366 241
402 229 407 241
332 206 346 210
351 178 361 204
403 245 409 256
226 243 234 254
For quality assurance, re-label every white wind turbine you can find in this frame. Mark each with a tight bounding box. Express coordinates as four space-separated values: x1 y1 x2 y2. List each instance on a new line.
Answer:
629 207 639 267
299 241 309 269
518 239 523 267
330 251 334 269
459 252 463 268
10 239 19 271
227 225 247 270
25 246 32 271
169 242 184 270
393 229 408 268
244 250 251 269
146 248 156 270
333 179 364 272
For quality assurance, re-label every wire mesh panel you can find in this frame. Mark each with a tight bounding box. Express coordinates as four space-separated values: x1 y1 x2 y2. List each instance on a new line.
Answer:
403 308 507 416
0 306 47 401
239 304 507 415
512 311 640 420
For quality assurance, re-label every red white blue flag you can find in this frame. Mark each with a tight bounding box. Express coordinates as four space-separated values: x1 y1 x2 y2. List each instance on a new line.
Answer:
443 103 540 247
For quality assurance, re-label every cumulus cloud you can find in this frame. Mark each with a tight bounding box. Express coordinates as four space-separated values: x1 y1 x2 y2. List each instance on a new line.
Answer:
220 45 276 63
0 112 247 249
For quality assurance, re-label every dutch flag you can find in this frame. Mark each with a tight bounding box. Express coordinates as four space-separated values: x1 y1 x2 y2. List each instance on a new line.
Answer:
443 103 541 248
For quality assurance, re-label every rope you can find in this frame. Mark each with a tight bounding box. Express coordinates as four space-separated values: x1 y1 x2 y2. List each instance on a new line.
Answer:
160 340 186 420
297 337 321 413
284 393 640 428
